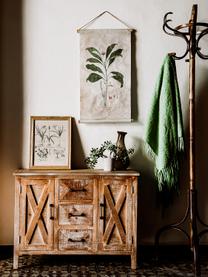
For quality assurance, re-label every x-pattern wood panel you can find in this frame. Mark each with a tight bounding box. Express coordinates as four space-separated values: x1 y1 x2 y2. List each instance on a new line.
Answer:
25 185 49 244
103 185 126 244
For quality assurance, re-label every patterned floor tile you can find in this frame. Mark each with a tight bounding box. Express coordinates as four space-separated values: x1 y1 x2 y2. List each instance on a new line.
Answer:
0 250 208 276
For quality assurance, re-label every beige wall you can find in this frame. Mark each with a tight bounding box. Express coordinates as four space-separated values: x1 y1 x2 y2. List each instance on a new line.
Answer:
1 0 208 245
0 0 23 245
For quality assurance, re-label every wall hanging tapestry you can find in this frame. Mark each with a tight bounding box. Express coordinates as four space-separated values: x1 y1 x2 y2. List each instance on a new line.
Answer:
78 12 132 122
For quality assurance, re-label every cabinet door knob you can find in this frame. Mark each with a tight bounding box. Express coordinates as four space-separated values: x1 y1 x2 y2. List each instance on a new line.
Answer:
100 203 105 219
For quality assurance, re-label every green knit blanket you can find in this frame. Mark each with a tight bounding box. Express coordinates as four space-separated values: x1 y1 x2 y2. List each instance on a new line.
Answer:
145 54 184 191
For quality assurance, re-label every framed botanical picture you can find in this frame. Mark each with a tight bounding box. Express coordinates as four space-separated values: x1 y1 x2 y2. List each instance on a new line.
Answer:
30 116 72 169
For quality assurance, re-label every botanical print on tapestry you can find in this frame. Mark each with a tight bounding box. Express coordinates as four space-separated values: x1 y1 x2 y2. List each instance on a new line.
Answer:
80 29 131 121
34 120 68 166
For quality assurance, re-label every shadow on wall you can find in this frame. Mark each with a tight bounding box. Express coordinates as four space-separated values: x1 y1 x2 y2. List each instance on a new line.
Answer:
71 119 86 169
0 0 23 244
131 126 190 245
195 67 208 239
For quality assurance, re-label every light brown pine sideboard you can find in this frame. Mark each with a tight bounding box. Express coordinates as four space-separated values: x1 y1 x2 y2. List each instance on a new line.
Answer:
13 169 139 269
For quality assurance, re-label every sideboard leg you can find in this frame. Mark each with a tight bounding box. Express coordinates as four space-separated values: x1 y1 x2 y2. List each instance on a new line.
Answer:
131 252 137 270
13 251 19 269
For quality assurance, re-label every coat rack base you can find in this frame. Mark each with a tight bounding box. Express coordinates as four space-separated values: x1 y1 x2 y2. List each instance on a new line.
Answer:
155 189 208 276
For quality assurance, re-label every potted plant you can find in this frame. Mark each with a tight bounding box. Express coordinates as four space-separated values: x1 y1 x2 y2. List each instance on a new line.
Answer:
85 140 134 170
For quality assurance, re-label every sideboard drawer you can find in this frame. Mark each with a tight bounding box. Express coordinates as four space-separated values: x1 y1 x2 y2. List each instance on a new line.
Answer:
59 229 92 250
59 204 93 226
58 178 93 201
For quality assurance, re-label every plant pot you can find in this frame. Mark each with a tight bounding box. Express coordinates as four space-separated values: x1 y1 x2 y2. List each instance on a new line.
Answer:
103 157 113 171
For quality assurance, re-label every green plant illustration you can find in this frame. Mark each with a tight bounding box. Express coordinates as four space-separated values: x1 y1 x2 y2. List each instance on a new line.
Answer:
51 126 64 146
35 126 47 144
35 124 66 162
86 43 124 106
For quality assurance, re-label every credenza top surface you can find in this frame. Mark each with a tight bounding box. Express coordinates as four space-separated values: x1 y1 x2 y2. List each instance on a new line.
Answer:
13 169 140 177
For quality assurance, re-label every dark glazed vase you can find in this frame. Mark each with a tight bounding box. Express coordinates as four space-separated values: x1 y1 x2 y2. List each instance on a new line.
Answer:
113 131 129 170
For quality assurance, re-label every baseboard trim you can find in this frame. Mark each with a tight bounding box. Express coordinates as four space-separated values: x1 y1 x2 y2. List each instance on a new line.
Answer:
1 244 208 259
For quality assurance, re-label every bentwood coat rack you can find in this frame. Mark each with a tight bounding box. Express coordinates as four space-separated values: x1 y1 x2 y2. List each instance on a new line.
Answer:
155 5 208 276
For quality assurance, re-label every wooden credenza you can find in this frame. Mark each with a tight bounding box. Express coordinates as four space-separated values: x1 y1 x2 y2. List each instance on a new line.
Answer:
13 169 139 269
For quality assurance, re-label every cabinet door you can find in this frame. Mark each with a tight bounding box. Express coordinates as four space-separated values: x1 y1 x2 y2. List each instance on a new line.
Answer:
98 176 133 252
19 178 54 250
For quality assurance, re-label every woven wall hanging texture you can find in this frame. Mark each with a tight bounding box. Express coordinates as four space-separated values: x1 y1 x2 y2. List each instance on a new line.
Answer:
78 11 133 122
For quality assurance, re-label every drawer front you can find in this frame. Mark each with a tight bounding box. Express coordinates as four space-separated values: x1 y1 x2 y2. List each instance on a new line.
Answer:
59 229 92 250
59 204 93 226
58 179 93 201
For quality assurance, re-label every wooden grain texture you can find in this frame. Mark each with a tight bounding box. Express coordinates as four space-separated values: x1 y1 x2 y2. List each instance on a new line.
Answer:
19 178 54 251
59 204 93 226
99 177 132 252
58 178 93 201
13 178 21 269
14 169 140 177
59 229 92 250
103 184 126 244
131 176 138 269
13 170 139 269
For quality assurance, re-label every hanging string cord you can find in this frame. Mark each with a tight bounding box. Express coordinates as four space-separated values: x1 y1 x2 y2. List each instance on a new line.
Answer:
77 11 133 33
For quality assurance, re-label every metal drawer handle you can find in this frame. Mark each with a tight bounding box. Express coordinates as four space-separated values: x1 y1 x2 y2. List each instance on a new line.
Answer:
68 187 87 192
68 212 86 218
68 237 87 243
50 204 54 220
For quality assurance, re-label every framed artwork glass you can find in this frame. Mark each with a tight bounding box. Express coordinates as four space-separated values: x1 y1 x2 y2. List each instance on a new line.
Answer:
30 116 72 169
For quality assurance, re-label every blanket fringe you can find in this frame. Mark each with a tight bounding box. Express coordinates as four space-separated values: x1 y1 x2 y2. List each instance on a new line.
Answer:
178 137 184 152
155 162 179 191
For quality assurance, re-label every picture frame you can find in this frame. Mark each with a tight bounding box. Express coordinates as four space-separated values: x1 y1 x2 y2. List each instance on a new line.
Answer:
29 116 72 169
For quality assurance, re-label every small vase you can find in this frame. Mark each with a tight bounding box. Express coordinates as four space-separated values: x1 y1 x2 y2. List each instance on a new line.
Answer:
113 131 129 170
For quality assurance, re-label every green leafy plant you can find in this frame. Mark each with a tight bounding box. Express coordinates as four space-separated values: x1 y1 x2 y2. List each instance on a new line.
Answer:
86 44 124 106
85 140 134 169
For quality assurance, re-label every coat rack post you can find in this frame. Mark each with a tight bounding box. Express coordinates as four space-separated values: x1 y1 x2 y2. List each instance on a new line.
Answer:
189 4 196 192
155 4 208 276
189 5 198 267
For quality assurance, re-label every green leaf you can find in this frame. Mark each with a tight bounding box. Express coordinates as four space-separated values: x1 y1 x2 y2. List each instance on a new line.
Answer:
111 71 124 87
86 73 103 83
86 47 100 54
106 43 117 59
108 57 115 66
108 49 123 66
86 64 103 73
86 58 102 64
86 47 102 62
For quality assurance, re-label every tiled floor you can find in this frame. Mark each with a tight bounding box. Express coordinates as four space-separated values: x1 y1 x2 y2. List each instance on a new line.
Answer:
0 247 208 276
